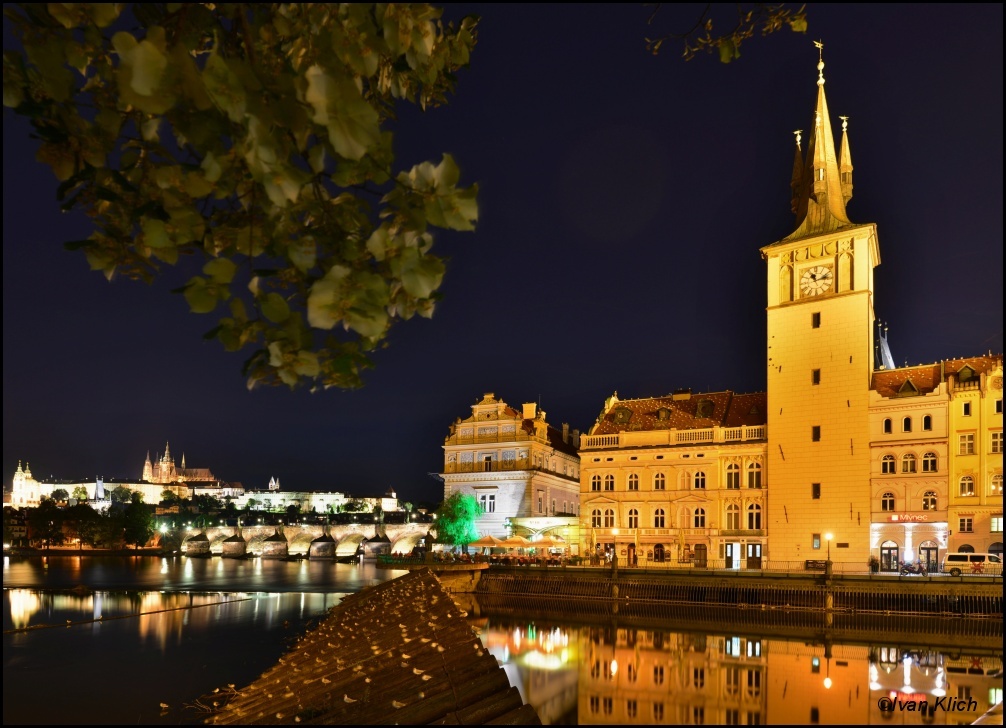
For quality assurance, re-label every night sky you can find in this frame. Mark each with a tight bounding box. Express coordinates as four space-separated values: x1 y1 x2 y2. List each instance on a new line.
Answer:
3 4 1002 506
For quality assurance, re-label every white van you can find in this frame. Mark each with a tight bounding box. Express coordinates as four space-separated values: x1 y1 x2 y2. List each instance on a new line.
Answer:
941 552 1002 576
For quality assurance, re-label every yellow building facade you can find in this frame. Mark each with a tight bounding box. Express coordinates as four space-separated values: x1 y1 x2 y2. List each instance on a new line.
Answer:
869 363 950 572
761 54 878 569
945 357 1003 557
578 390 767 568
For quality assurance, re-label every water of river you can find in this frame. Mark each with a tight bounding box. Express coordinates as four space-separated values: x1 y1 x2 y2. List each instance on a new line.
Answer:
3 554 1002 725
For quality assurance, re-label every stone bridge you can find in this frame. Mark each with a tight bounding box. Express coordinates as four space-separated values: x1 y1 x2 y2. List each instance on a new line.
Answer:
181 523 431 558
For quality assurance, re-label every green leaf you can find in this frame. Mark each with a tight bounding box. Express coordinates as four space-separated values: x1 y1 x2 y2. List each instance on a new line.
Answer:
398 248 445 299
718 38 737 64
203 258 237 284
261 292 291 323
183 278 218 314
304 65 380 160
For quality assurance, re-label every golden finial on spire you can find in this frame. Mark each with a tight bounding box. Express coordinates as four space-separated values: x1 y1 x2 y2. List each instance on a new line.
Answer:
840 115 849 132
814 40 825 85
793 130 803 150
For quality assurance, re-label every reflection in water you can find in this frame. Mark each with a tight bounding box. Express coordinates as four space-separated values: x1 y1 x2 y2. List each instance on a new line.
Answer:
476 619 1003 725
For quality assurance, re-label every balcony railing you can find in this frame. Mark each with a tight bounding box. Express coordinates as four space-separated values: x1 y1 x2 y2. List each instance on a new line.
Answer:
448 431 535 445
443 461 579 481
581 425 766 451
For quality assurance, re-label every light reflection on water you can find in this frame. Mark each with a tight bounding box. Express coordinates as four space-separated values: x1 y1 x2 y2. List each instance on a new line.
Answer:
476 618 1003 725
4 556 1003 725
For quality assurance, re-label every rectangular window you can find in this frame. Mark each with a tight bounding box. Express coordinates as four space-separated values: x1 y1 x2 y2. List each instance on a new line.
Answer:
991 516 1003 533
537 491 543 514
812 534 821 550
959 433 975 455
992 432 1003 453
997 399 1003 414
725 709 740 726
812 426 821 442
812 369 821 385
486 494 495 513
963 402 972 416
812 312 821 328
959 517 974 533
812 482 821 499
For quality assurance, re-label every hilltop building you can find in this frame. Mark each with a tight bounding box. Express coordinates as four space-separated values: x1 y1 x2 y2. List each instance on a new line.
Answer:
142 442 217 484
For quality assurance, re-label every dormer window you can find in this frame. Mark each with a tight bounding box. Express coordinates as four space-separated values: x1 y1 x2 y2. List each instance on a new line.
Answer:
613 407 633 425
656 407 671 421
958 365 976 382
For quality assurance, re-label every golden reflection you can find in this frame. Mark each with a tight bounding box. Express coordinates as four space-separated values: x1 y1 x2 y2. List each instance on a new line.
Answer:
477 620 1003 726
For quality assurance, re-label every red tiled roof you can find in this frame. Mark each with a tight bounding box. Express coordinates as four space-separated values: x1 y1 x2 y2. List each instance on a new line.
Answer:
870 354 1002 398
590 390 767 435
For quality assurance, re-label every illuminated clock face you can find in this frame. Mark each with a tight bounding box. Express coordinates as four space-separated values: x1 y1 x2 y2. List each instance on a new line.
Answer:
800 265 834 296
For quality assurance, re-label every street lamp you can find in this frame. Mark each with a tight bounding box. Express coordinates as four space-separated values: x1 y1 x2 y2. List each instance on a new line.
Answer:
824 532 833 563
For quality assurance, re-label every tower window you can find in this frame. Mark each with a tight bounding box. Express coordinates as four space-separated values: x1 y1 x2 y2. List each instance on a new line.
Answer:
902 417 912 432
812 312 821 328
963 402 972 416
812 369 821 385
923 415 932 431
812 426 821 442
883 418 892 434
812 483 821 499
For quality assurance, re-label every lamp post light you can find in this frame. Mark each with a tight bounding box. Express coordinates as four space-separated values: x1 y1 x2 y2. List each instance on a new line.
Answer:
824 532 834 579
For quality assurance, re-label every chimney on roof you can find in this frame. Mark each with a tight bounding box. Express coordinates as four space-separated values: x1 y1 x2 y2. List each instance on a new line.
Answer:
562 423 569 443
572 429 581 449
522 402 537 420
672 389 692 401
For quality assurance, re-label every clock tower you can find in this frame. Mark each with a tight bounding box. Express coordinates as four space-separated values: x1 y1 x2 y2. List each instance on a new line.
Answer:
761 49 879 568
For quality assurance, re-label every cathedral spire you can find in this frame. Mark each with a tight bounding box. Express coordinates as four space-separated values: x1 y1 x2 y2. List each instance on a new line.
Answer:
783 42 853 242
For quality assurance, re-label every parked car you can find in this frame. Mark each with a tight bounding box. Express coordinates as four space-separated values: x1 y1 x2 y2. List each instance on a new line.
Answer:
941 552 1002 577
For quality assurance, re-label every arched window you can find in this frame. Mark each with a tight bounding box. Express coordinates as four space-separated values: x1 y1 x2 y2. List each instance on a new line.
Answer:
922 452 937 473
747 504 762 529
604 474 615 491
654 473 666 491
628 473 639 491
959 476 975 497
726 504 740 530
726 463 740 489
693 472 706 489
922 491 937 511
747 462 762 489
992 474 1003 495
902 417 912 433
883 418 893 434
654 508 665 528
628 508 639 528
923 415 932 431
590 475 601 492
901 453 917 473
881 492 895 511
604 509 615 528
882 454 896 474
693 508 706 528
591 509 602 527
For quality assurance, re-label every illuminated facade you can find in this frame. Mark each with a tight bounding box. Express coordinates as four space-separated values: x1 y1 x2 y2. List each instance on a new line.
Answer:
142 442 216 484
761 52 877 569
578 390 767 568
440 393 581 538
945 357 1004 556
869 363 950 572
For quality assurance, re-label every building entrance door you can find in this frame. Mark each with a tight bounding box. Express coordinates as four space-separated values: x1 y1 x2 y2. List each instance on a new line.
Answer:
919 541 939 573
725 542 741 569
880 540 900 571
693 544 708 568
746 543 763 569
627 543 637 566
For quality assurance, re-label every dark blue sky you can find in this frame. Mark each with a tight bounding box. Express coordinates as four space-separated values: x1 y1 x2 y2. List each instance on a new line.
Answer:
3 4 1002 505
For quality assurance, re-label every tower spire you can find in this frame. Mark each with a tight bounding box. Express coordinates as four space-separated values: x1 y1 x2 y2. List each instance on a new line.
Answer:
784 41 853 242
839 115 853 205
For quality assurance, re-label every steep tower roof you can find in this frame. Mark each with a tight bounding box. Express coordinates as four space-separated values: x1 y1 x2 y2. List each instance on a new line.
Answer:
783 43 854 242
